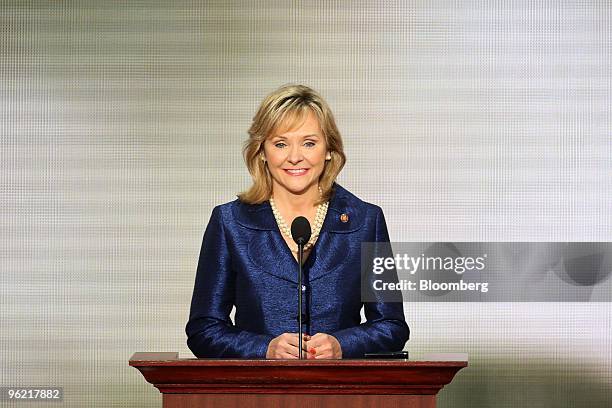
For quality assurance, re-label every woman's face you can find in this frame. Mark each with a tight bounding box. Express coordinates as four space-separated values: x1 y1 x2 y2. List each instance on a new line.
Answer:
262 110 328 198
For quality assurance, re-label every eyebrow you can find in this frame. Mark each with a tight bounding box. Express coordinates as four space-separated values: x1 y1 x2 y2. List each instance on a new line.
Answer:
270 133 321 140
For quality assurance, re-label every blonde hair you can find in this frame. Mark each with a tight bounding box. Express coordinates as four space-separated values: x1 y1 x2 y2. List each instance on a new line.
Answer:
238 84 346 204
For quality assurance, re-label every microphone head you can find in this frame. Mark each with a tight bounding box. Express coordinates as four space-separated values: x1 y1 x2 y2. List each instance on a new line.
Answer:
291 216 311 246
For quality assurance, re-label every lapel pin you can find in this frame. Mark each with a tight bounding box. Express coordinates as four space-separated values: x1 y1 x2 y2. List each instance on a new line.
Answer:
340 213 349 223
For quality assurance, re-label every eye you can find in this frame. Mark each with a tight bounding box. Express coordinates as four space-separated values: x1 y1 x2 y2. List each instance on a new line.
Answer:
304 141 316 148
274 142 287 148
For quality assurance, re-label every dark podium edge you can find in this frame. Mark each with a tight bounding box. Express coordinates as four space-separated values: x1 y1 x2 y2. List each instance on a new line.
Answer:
129 352 468 396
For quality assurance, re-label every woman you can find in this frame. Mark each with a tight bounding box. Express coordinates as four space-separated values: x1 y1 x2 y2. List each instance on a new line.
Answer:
186 84 408 359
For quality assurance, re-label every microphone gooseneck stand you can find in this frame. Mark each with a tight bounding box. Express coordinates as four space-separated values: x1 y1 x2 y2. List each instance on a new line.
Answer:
297 239 304 360
290 216 311 360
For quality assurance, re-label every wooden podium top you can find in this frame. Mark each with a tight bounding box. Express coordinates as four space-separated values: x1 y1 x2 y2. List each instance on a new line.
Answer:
129 352 467 395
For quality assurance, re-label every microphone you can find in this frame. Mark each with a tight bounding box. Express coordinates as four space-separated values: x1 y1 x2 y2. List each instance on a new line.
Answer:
290 216 311 359
291 216 311 246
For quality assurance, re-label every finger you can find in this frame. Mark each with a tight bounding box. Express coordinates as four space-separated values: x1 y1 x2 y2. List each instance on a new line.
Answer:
285 335 310 351
307 338 324 350
281 334 310 356
292 343 309 358
280 351 297 359
284 345 299 358
287 340 309 353
284 335 300 348
283 341 300 356
306 338 318 349
272 348 293 359
314 348 332 359
306 337 319 347
287 344 309 359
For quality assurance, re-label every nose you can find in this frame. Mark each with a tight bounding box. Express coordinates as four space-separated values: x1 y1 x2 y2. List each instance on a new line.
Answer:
287 144 304 165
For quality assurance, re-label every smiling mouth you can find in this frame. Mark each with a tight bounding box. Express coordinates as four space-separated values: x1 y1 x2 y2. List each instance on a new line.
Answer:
284 168 309 176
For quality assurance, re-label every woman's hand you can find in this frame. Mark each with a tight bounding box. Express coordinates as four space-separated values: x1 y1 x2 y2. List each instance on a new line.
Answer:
266 333 309 359
306 333 342 359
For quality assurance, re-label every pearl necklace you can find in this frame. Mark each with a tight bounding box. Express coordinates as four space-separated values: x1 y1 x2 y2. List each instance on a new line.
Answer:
269 194 329 254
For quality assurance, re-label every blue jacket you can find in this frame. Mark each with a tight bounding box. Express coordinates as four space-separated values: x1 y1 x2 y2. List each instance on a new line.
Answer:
186 184 409 358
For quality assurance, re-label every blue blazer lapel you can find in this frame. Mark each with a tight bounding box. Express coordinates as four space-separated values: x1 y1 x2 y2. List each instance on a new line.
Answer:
324 185 365 234
232 184 366 284
306 185 366 281
233 200 299 283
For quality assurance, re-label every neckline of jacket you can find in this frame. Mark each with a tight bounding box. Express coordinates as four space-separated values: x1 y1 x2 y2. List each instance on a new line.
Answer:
232 183 366 234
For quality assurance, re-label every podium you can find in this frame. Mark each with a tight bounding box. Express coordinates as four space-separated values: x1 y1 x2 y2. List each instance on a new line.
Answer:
130 352 467 408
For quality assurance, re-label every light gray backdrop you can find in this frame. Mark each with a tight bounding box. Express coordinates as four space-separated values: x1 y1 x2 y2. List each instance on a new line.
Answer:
1 1 611 407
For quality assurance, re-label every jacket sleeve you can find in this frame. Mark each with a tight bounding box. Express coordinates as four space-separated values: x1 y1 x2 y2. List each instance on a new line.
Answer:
332 206 410 358
185 206 274 358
